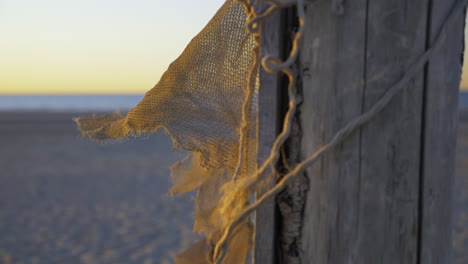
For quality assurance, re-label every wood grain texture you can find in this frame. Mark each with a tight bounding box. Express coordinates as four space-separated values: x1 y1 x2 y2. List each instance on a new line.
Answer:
255 0 464 263
420 1 465 263
298 0 435 263
254 5 284 264
299 0 368 262
357 1 428 262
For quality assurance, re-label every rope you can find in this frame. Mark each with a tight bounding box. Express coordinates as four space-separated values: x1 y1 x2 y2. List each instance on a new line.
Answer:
214 0 467 262
213 0 306 262
232 0 305 181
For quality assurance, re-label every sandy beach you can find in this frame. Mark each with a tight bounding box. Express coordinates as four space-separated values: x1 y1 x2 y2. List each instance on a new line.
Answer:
0 110 466 263
0 111 197 264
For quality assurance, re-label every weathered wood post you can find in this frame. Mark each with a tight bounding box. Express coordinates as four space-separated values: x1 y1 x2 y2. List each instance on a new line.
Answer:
256 0 466 263
255 5 284 263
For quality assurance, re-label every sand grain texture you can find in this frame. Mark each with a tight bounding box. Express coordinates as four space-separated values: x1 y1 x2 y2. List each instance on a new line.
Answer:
0 112 197 264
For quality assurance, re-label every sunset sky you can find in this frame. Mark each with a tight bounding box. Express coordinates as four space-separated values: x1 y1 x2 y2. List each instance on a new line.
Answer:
0 0 467 94
0 0 224 94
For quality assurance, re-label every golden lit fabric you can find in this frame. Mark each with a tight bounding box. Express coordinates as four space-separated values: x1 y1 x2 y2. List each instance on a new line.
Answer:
75 1 257 263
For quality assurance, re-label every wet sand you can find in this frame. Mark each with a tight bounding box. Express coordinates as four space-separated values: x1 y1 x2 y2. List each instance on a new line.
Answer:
0 110 466 263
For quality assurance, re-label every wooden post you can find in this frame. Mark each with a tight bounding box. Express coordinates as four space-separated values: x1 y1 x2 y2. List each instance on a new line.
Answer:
420 1 465 263
256 0 466 263
254 5 285 264
298 0 465 263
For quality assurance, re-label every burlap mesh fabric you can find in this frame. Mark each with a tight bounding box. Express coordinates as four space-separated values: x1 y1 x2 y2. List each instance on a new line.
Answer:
75 1 258 262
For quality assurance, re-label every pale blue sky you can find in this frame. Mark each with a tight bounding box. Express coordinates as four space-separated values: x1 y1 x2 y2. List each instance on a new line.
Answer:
0 0 466 94
0 0 225 94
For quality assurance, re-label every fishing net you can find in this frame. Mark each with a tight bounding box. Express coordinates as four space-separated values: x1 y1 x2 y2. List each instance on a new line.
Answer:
76 0 259 262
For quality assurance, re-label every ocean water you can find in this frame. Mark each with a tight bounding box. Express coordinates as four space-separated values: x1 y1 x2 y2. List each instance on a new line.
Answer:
460 91 468 108
0 95 144 111
0 92 466 111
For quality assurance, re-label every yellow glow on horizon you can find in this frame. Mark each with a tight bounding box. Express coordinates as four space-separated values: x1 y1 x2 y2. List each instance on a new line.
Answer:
462 74 468 91
461 35 468 91
0 0 224 95
1 0 467 94
0 55 167 94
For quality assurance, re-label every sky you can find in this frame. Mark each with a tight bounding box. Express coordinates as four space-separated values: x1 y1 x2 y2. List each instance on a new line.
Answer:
0 0 467 94
0 0 224 94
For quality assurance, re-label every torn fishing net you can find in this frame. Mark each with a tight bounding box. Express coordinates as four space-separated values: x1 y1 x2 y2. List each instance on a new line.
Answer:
75 0 260 262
